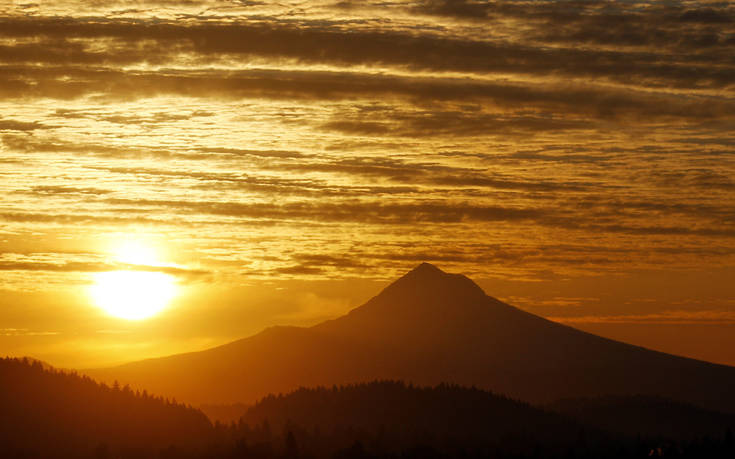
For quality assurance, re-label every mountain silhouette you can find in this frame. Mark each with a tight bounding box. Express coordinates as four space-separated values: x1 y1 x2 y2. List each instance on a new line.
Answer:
87 263 735 412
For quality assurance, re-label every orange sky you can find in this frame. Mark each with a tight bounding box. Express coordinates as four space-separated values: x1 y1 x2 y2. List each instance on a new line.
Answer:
1 0 734 369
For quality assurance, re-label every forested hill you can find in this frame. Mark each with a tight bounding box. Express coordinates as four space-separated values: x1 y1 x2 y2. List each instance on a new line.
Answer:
549 395 735 440
238 381 735 458
242 381 585 452
5 358 735 458
0 357 214 458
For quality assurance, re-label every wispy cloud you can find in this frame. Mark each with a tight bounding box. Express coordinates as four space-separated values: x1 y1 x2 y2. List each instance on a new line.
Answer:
550 310 735 326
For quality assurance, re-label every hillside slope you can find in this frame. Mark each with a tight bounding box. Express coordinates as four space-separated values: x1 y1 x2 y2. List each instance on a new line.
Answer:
0 357 214 458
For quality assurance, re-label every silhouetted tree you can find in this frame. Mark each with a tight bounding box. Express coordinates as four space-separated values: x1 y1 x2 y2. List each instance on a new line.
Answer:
283 430 298 459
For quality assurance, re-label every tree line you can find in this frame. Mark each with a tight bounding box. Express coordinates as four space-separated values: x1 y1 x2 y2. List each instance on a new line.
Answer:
1 358 734 458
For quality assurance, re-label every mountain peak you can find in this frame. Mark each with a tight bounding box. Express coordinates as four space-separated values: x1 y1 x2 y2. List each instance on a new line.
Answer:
379 262 487 303
313 262 492 337
407 262 445 277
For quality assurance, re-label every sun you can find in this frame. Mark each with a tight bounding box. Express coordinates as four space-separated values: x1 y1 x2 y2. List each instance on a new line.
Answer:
91 241 178 320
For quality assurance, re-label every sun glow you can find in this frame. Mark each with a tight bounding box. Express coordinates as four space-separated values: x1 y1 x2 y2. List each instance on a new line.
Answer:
115 241 161 266
91 241 178 320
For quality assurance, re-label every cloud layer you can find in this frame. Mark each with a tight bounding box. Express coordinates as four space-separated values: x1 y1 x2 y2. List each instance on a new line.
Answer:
0 1 733 289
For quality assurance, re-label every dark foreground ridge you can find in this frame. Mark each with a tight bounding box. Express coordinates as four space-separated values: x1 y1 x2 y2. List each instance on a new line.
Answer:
241 381 735 459
0 357 214 458
4 358 735 458
88 263 735 413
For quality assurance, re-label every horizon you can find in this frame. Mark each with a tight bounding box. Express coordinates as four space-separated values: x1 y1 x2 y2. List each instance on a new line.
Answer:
4 262 735 369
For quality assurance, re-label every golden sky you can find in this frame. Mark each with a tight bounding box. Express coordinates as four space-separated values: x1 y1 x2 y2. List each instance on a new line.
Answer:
1 0 734 368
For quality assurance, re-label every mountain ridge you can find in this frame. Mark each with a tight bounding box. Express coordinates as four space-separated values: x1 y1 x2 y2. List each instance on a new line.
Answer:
85 263 735 412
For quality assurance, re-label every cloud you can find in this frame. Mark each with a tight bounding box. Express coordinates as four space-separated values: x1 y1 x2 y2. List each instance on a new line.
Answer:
1 66 731 126
321 111 595 137
291 254 368 270
0 13 733 90
550 310 735 325
1 328 59 336
0 118 47 131
66 195 733 238
274 265 325 275
273 155 591 192
414 0 735 53
29 186 114 196
0 261 116 272
0 259 209 278
0 212 165 226
102 197 548 224
0 1 733 289
1 134 308 164
200 147 304 159
414 0 493 19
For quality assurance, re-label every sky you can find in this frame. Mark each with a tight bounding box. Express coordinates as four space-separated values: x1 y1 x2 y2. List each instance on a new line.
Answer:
1 0 734 369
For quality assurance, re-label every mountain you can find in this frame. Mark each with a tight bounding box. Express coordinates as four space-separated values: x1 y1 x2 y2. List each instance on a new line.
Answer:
0 357 214 458
86 263 735 412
